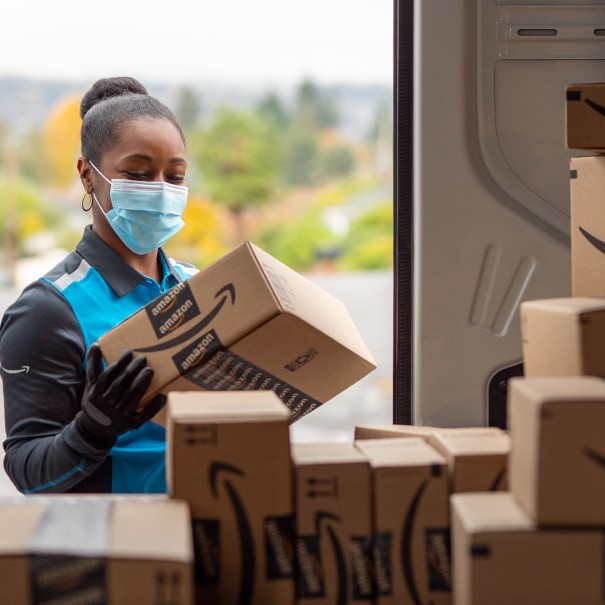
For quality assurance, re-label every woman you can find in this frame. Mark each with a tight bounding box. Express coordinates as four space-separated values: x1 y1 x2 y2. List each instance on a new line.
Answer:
0 77 197 494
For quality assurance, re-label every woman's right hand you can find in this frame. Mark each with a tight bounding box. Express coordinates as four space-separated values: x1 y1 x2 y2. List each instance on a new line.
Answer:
75 343 166 448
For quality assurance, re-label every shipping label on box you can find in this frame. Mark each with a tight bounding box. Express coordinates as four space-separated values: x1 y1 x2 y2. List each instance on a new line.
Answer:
292 443 373 605
355 438 451 605
521 296 605 378
166 391 295 605
508 376 605 526
451 492 605 605
99 242 376 425
570 156 605 297
0 496 194 605
566 83 605 152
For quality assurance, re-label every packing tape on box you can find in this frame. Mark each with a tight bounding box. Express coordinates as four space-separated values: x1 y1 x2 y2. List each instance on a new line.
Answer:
29 499 112 604
30 498 111 556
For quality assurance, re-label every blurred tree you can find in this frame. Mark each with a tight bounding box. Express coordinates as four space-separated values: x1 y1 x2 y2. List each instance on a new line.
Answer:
294 79 338 131
259 208 335 271
165 194 229 267
18 129 54 184
338 201 393 270
0 173 62 278
256 92 290 130
318 145 356 181
196 108 281 244
175 87 201 134
0 120 8 169
42 95 81 188
367 101 393 178
282 128 318 186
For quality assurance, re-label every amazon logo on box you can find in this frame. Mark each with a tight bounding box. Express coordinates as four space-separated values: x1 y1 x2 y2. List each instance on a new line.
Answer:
292 443 374 605
355 438 452 605
570 156 605 297
167 391 295 605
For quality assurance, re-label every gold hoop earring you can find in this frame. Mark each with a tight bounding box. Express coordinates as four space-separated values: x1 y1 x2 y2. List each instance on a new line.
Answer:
81 192 93 212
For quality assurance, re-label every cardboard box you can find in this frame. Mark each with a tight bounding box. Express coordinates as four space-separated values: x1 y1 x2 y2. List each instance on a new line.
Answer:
0 495 194 605
508 376 605 526
166 391 295 605
291 443 373 605
99 241 376 425
355 426 509 494
429 430 510 494
451 492 605 605
355 438 451 605
570 155 605 297
521 296 605 377
354 425 501 444
566 83 605 152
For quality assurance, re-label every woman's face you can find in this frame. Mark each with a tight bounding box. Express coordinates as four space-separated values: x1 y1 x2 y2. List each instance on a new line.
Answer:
91 117 187 212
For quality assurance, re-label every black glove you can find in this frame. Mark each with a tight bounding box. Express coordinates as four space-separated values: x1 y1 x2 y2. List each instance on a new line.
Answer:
75 343 167 449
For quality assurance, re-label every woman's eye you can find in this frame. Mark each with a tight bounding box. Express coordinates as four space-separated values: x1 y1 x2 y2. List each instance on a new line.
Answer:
125 172 148 179
168 175 186 183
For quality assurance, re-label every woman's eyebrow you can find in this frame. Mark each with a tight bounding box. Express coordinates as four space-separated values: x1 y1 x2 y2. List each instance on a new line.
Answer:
121 153 187 165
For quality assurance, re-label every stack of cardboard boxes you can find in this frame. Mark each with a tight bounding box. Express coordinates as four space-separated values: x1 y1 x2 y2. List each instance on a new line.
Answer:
165 394 514 605
352 425 510 604
450 82 605 605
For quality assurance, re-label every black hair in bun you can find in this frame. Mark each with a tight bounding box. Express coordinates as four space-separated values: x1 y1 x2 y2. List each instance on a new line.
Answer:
80 76 148 119
80 76 184 164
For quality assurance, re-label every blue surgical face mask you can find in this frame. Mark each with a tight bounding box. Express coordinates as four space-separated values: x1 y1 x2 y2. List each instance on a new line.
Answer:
89 161 188 255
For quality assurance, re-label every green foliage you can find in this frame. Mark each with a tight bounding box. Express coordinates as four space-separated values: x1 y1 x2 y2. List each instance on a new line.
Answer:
282 128 318 186
17 130 54 184
196 108 281 213
256 92 290 131
338 201 393 270
317 145 356 181
295 79 338 130
0 174 62 249
0 120 8 167
175 87 201 134
259 209 335 271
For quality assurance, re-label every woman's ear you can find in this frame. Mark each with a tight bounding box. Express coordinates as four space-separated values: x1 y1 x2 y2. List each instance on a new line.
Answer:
77 157 93 193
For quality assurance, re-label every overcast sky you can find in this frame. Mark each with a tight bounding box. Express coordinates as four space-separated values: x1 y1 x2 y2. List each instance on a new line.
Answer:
1 1 392 87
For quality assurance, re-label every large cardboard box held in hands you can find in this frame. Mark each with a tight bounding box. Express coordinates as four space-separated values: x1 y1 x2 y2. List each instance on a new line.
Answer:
0 496 194 605
99 241 376 424
508 376 605 526
570 155 605 297
566 83 605 152
355 426 509 493
292 443 373 605
355 438 451 605
451 492 605 605
520 297 605 377
166 391 295 605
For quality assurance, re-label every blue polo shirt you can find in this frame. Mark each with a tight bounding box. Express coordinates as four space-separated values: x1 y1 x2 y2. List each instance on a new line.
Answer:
0 225 197 494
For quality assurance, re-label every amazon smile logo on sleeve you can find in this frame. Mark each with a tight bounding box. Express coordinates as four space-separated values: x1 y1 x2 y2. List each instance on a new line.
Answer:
0 363 30 375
